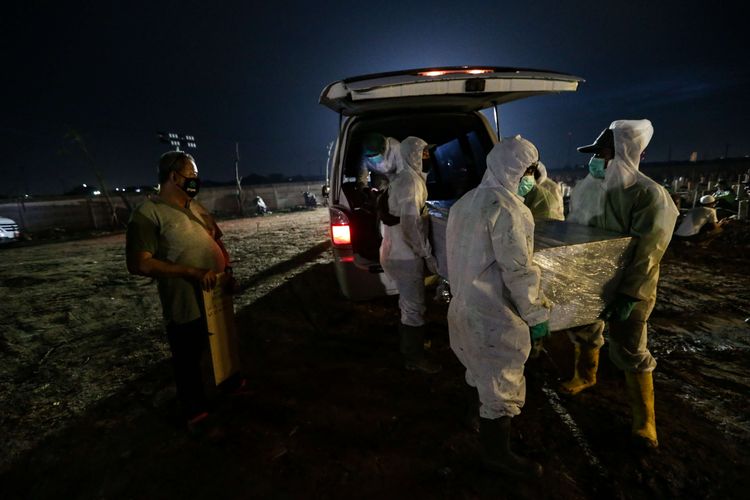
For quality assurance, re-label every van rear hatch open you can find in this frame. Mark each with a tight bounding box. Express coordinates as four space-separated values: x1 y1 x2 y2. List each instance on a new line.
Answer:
320 66 584 116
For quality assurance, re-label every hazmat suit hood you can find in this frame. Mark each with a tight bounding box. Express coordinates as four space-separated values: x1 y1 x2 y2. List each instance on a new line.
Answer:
398 136 429 178
536 161 549 184
525 160 565 221
482 135 539 194
605 119 653 190
379 137 402 177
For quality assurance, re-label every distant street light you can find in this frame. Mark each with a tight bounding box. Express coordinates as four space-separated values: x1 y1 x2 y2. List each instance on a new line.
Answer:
157 131 198 151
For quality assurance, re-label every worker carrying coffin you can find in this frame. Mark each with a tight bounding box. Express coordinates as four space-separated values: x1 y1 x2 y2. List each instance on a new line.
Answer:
521 161 565 221
562 119 678 449
446 135 551 477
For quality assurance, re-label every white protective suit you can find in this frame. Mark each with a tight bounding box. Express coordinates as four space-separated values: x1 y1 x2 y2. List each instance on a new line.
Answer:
674 206 718 237
567 174 605 226
357 136 401 190
523 161 565 221
446 136 550 419
380 137 436 327
567 119 679 372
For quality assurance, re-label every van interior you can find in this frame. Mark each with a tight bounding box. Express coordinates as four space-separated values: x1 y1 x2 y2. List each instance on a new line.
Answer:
338 112 494 262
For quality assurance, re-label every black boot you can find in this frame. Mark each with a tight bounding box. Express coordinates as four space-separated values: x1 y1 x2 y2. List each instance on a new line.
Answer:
399 324 441 374
480 417 543 478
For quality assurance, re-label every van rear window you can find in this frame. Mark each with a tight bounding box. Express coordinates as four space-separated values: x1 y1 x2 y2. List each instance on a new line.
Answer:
426 131 486 200
343 113 492 201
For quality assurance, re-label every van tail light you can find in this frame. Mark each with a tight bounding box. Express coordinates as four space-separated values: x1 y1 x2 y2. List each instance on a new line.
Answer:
332 225 351 245
329 208 352 246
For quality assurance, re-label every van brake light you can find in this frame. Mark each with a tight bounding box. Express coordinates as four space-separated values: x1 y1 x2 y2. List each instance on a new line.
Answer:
331 224 351 245
329 208 352 246
418 68 492 77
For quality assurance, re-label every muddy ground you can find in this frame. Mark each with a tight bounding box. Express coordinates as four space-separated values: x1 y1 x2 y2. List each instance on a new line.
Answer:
0 209 748 499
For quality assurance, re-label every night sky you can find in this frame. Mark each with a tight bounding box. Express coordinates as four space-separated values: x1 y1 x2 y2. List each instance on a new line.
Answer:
2 0 748 196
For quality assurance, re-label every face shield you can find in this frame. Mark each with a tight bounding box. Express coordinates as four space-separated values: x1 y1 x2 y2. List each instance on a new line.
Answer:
362 132 390 175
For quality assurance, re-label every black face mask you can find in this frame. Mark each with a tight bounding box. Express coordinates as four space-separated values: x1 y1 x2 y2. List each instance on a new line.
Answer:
421 156 434 174
175 172 201 198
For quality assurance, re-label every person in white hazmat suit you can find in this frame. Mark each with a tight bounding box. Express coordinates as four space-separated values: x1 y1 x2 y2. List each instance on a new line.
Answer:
521 161 565 221
674 194 727 242
380 136 441 374
447 136 551 478
558 160 607 400
357 133 402 191
562 119 678 449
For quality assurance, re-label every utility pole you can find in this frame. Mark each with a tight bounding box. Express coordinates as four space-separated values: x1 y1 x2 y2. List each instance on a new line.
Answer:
322 141 333 205
235 142 243 216
325 141 333 183
18 164 30 196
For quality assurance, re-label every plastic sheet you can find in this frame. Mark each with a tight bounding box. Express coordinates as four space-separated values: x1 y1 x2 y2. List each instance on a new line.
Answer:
428 202 636 331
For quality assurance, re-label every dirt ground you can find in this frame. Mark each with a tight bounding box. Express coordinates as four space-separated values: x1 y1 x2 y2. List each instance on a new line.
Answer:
1 209 748 499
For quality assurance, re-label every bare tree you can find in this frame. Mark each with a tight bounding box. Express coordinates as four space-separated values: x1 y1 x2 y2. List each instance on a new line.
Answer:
63 129 121 228
235 142 243 216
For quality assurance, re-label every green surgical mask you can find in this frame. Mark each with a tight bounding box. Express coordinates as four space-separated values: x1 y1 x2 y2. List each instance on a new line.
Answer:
517 175 536 197
588 157 606 179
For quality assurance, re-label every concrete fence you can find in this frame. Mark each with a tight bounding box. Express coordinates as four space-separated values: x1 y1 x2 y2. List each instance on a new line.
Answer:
0 181 325 233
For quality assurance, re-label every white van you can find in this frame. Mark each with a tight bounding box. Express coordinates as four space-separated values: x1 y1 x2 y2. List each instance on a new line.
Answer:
319 66 583 300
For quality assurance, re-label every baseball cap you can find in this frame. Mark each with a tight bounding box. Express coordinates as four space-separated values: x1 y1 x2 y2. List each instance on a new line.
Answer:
578 128 615 154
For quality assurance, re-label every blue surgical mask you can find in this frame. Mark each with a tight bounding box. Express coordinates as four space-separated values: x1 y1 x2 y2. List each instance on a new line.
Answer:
517 175 536 197
368 153 394 175
367 154 384 166
588 157 606 179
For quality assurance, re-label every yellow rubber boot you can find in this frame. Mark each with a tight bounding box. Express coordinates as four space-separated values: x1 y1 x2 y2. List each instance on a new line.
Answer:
559 345 600 395
625 371 659 448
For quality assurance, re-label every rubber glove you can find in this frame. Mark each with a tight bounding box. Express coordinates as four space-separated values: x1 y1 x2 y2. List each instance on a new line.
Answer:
529 321 550 341
600 294 639 321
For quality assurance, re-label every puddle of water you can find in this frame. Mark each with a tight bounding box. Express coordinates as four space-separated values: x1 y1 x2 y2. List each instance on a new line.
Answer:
670 381 750 442
650 322 750 356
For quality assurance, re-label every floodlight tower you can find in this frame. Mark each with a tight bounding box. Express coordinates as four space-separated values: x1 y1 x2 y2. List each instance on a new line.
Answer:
157 131 198 151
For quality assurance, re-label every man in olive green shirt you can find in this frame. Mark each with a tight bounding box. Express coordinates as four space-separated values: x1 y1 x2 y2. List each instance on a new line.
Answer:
126 151 227 429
